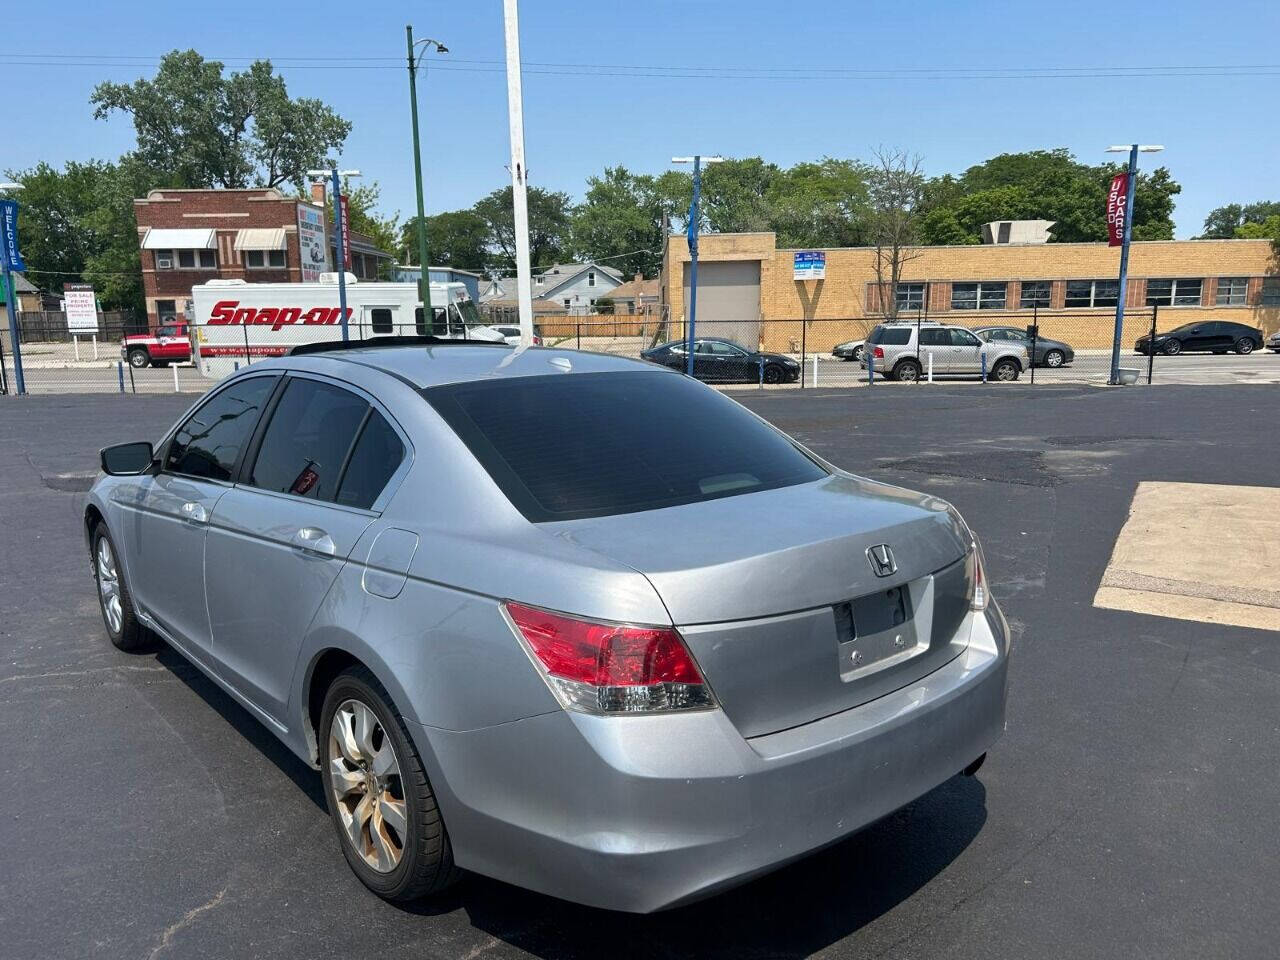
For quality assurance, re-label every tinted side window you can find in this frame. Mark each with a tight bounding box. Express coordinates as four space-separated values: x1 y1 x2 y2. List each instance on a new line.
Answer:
336 412 405 510
918 329 949 347
249 379 369 502
370 308 394 335
950 330 981 347
868 326 911 346
166 376 275 481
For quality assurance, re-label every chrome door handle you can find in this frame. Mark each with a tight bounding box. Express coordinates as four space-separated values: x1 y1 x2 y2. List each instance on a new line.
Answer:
292 527 336 557
180 501 207 524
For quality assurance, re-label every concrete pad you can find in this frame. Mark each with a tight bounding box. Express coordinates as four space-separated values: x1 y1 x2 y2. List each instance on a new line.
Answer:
1094 481 1280 630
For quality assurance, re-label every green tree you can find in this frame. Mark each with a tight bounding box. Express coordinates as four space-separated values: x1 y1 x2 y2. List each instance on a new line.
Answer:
91 50 351 191
1234 214 1280 245
699 157 781 233
765 158 871 248
1200 201 1280 239
568 167 666 276
401 210 490 272
473 186 574 271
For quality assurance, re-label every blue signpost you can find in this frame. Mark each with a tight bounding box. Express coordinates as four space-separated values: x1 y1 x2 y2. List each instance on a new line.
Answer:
1 197 27 395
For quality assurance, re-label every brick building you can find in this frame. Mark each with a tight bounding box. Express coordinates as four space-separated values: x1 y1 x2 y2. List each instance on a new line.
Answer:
663 233 1280 352
134 186 392 329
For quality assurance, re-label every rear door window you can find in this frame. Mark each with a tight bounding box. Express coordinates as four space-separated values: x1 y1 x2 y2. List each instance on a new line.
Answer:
918 329 949 347
335 411 405 509
247 379 370 502
425 371 827 521
165 376 276 481
867 326 911 346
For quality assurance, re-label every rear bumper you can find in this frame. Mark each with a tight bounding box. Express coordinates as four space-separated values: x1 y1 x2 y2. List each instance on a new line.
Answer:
410 603 1010 912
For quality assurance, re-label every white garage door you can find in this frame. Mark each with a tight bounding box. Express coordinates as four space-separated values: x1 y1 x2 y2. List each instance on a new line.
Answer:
682 260 761 349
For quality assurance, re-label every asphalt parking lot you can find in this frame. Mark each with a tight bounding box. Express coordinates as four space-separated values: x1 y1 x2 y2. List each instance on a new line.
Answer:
2 383 1278 959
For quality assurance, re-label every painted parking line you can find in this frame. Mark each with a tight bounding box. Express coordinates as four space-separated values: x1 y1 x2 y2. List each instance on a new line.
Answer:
1094 481 1280 631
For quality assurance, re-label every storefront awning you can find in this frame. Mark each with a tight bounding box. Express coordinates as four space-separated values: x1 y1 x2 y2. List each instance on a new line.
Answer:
141 228 216 250
233 228 287 251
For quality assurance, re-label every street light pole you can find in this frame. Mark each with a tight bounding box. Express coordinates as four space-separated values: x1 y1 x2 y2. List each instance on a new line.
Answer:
1105 143 1163 384
307 168 362 343
502 0 536 346
672 155 723 375
1 182 25 395
407 26 447 333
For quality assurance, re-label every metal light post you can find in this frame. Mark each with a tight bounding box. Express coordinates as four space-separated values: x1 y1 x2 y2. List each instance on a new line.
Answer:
671 156 723 375
307 168 362 342
502 0 536 345
407 27 448 331
0 181 24 394
1105 144 1163 384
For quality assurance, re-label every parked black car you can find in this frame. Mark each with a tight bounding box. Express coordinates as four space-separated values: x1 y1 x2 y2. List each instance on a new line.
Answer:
973 326 1075 368
641 338 801 383
1135 321 1263 356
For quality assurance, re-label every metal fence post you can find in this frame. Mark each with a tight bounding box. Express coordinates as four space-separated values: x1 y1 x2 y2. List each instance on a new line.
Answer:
243 324 251 366
117 360 125 394
980 351 988 382
800 319 806 389
1147 305 1158 384
576 323 581 351
758 355 764 388
1029 304 1038 385
126 355 136 393
867 351 874 386
173 363 180 392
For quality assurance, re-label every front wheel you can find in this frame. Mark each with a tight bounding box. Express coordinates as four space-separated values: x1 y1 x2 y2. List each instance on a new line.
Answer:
127 348 150 369
1235 338 1255 355
762 365 783 384
1043 349 1065 368
92 525 149 651
1163 339 1182 356
320 667 459 902
852 345 864 361
991 359 1020 382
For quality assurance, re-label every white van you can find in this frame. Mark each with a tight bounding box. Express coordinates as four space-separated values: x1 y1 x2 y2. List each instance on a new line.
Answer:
190 274 504 380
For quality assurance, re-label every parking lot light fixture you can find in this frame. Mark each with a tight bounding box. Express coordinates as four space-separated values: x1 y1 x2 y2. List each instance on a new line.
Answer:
1103 144 1164 385
407 27 449 328
306 168 362 342
671 155 724 375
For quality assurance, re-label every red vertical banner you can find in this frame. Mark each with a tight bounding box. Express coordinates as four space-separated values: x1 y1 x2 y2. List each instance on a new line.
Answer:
339 194 352 269
1106 173 1128 247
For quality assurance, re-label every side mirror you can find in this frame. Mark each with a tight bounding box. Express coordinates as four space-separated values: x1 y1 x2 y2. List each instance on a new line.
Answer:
101 441 155 476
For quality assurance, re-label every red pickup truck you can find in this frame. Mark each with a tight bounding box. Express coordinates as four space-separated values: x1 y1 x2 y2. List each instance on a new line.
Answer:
121 322 192 368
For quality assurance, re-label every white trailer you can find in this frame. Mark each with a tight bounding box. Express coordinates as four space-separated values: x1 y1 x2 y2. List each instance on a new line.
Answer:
190 273 503 380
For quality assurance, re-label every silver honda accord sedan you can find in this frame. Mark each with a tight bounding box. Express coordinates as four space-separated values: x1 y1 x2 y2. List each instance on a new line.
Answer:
85 339 1010 913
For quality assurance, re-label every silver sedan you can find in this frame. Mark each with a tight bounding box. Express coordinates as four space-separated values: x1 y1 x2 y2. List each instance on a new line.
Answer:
86 341 1010 912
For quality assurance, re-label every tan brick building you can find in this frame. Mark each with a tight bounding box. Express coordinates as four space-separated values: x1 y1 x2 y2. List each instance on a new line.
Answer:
662 233 1280 352
134 186 392 329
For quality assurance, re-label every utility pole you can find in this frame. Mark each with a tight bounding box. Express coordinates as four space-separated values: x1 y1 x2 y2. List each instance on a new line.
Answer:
502 0 535 346
1105 143 1163 384
407 26 448 333
306 168 362 342
671 155 723 375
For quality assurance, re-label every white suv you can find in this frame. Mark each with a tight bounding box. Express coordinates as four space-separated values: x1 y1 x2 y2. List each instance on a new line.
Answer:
860 322 1027 382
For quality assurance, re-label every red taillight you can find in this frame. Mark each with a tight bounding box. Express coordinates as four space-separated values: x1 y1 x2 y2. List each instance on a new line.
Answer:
505 602 713 713
532 335 542 345
873 346 885 359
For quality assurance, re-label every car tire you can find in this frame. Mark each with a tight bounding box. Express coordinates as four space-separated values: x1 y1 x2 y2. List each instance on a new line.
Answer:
1235 338 1255 355
991 359 1020 382
1043 349 1065 368
852 345 864 362
127 348 150 369
92 524 150 652
763 364 783 384
320 666 460 903
892 359 921 382
1163 339 1182 356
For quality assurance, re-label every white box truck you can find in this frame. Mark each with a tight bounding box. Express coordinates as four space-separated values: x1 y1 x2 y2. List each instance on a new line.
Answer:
190 273 504 380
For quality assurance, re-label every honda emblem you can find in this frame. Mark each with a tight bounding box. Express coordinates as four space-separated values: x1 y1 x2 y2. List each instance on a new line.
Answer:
867 544 897 578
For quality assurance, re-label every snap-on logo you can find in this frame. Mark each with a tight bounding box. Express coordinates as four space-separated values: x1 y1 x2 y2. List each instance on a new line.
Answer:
207 299 353 332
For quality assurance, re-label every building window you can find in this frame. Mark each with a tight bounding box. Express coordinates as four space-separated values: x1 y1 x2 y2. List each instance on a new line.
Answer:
174 248 216 269
1262 279 1280 306
156 299 177 323
245 249 286 269
951 282 1006 310
1216 277 1249 306
1019 281 1052 309
1146 278 1203 307
370 308 394 334
588 271 596 287
1064 279 1119 308
536 277 544 286
895 283 925 313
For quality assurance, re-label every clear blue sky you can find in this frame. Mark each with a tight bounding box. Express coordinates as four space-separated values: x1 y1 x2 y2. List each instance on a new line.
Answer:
4 0 1278 238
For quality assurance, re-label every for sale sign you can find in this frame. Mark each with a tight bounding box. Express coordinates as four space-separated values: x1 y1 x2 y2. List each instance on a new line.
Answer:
63 283 99 334
793 250 826 281
1106 173 1128 248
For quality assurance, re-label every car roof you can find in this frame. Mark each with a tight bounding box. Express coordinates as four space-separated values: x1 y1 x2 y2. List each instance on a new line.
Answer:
252 341 667 390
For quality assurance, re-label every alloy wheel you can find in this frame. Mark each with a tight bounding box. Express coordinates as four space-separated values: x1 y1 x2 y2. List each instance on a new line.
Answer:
328 699 408 873
1237 339 1254 354
96 537 123 635
1044 350 1064 368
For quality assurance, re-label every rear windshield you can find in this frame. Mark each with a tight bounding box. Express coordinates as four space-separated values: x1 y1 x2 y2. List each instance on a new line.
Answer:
425 371 827 521
867 325 911 345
